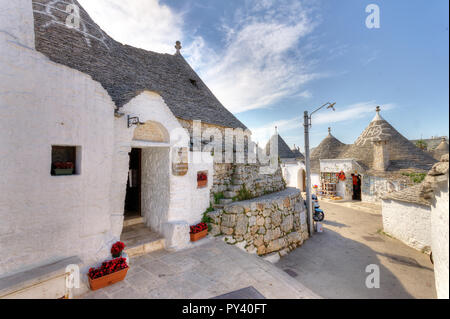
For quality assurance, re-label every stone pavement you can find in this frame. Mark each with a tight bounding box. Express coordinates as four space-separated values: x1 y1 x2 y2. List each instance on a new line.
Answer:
276 201 436 299
320 198 382 214
79 237 320 299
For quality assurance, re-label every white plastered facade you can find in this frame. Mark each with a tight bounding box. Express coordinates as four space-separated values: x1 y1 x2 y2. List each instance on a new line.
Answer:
0 0 212 284
281 160 306 191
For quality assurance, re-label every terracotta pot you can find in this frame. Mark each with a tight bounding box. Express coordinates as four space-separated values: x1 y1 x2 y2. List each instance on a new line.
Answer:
88 268 129 291
190 229 208 242
197 180 208 188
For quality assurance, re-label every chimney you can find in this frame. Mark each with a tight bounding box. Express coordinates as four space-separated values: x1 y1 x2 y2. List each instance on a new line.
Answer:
373 140 390 171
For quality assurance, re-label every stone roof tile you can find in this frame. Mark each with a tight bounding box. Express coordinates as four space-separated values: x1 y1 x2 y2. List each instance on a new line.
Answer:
32 0 247 129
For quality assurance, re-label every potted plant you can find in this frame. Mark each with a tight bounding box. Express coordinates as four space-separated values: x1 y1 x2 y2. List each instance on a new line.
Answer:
197 172 208 188
111 241 129 264
88 258 129 291
53 162 74 175
190 222 208 242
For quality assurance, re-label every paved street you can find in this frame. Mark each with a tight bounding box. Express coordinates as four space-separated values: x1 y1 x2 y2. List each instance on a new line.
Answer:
276 201 437 299
79 237 319 299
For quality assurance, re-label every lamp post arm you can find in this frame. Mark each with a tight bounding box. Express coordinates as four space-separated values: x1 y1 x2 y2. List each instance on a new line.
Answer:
309 102 333 119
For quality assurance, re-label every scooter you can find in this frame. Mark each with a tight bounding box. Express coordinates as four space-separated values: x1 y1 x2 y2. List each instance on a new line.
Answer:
305 195 325 222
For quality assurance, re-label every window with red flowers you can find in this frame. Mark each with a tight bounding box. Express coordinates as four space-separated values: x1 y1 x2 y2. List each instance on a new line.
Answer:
51 146 81 176
197 171 208 188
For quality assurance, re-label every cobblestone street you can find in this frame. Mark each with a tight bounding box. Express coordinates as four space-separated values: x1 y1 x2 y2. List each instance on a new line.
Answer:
276 201 436 299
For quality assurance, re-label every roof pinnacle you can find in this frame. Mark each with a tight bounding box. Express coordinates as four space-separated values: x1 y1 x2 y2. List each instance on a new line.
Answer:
175 41 182 54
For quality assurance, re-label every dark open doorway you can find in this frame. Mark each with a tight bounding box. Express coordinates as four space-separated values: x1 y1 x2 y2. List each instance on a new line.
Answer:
352 174 362 201
125 148 142 219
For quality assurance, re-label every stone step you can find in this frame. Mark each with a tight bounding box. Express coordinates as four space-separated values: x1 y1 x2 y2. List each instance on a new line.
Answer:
224 191 237 198
213 204 225 210
123 216 144 227
220 198 233 205
121 223 165 258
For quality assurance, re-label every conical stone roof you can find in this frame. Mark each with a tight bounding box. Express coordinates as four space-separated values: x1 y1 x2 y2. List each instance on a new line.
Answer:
292 146 305 160
310 128 346 173
32 0 247 129
432 138 449 160
340 108 437 171
265 134 297 159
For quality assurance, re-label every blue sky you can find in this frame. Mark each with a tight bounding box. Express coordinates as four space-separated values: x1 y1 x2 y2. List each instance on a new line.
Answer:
79 0 449 150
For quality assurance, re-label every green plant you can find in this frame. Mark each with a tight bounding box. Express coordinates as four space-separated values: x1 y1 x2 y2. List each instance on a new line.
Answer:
237 184 253 201
402 172 427 184
415 139 428 151
202 205 214 232
214 192 225 204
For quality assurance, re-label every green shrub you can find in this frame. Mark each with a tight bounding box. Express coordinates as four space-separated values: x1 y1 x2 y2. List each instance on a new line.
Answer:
402 172 427 184
214 192 225 204
237 185 253 201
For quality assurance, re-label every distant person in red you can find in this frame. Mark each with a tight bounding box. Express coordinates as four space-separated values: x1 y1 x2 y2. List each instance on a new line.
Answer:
351 174 360 200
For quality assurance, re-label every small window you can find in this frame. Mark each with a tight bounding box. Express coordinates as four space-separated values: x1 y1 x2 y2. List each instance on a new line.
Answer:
197 171 208 189
51 146 81 176
189 79 199 89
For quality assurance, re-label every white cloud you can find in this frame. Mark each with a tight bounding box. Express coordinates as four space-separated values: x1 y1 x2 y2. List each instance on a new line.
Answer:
77 0 321 114
194 0 321 113
312 101 396 125
249 116 302 147
78 0 183 53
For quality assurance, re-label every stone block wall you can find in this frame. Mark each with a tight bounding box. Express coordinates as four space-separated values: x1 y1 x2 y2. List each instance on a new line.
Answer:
210 163 286 204
208 188 308 257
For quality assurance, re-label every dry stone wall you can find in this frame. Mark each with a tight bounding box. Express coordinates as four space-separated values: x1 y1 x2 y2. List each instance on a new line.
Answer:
211 163 286 204
208 188 309 257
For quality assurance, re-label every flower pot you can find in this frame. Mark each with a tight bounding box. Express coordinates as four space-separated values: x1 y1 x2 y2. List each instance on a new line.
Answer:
197 180 208 188
54 168 74 176
190 229 208 242
88 267 129 291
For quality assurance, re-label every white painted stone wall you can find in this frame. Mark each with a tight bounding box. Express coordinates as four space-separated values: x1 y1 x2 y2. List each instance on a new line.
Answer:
362 175 403 202
0 2 116 278
311 173 320 192
282 161 305 190
0 1 213 290
109 91 214 251
381 200 431 251
430 179 449 299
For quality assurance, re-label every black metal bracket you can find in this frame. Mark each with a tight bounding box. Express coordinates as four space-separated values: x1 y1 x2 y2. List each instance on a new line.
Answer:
128 115 144 128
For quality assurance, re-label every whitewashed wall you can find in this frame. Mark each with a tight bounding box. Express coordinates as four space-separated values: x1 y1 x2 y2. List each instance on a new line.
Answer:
311 173 320 192
112 92 213 250
0 3 116 278
0 0 213 287
430 179 449 299
282 161 305 190
381 200 431 251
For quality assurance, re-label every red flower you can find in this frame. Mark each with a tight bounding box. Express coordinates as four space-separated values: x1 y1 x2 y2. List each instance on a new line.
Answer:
190 222 208 234
88 257 128 279
53 162 74 169
111 241 126 256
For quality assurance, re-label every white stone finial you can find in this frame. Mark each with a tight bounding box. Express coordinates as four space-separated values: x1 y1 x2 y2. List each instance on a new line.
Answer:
175 41 182 54
372 105 384 122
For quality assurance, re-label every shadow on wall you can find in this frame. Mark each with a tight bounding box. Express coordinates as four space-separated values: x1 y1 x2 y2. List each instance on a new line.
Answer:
277 228 434 299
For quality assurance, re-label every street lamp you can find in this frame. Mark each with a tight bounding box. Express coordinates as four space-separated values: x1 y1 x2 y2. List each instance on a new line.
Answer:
304 102 336 235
